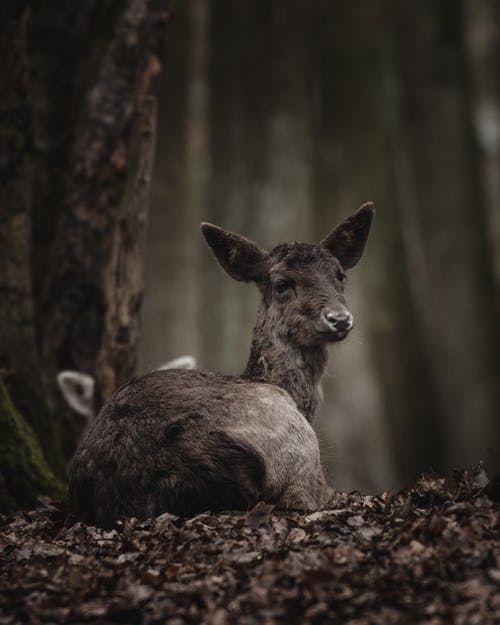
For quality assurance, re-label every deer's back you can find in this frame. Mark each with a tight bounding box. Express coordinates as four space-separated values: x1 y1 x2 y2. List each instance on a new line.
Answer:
68 369 324 526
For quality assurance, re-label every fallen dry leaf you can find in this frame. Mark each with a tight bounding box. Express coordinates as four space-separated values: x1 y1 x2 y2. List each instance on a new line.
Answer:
0 467 498 624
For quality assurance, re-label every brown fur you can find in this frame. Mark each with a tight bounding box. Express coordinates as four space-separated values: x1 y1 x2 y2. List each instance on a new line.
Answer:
68 204 374 525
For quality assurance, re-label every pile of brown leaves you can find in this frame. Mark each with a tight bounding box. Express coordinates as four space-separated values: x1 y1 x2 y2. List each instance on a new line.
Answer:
1 469 499 624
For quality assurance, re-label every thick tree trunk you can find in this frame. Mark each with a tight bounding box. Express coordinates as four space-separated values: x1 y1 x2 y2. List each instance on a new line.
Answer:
29 0 126 329
0 2 65 476
0 379 62 513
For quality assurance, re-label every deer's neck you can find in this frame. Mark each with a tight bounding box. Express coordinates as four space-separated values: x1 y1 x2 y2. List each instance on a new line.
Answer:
242 306 328 422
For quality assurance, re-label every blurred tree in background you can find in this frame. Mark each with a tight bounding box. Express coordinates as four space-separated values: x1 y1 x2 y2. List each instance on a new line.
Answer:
1 0 499 509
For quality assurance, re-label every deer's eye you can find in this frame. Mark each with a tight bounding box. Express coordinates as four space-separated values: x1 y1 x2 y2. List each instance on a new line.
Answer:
336 269 346 283
274 278 294 295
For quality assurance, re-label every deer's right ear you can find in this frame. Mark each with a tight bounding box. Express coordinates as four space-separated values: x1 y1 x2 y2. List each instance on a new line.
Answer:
201 223 268 282
321 202 374 269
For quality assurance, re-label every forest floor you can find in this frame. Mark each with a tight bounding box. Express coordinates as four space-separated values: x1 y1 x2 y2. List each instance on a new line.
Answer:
1 469 499 625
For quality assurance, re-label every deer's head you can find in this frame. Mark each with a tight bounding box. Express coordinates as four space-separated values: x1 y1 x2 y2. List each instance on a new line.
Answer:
201 203 374 348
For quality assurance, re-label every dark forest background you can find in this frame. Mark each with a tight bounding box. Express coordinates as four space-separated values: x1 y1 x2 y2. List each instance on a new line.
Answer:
1 0 500 511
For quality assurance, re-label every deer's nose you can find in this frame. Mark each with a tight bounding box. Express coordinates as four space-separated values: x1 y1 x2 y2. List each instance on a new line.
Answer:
325 310 354 332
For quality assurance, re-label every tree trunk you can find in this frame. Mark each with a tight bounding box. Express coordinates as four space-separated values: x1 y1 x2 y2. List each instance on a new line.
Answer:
96 96 157 399
29 1 126 332
39 0 171 453
0 378 62 513
0 1 65 476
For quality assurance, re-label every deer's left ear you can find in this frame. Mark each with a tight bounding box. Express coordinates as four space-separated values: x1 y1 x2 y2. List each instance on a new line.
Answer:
321 202 374 269
201 222 269 282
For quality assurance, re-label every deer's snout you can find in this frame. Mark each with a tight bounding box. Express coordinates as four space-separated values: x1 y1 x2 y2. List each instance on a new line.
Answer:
324 309 354 333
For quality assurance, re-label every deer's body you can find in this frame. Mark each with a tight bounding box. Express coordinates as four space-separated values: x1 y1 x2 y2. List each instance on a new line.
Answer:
68 204 374 525
70 370 327 524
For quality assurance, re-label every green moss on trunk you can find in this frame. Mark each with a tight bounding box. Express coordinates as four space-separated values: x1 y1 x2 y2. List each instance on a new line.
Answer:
6 375 66 478
0 378 63 513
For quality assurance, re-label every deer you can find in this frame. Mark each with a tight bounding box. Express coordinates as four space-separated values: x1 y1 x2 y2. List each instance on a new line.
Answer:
57 356 197 420
68 203 374 526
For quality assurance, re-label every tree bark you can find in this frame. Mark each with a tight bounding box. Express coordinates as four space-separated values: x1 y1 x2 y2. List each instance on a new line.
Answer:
96 96 157 400
28 0 126 329
0 378 62 513
0 2 65 476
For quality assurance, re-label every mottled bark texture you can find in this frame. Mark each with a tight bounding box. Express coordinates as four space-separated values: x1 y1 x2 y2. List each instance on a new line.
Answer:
39 0 171 454
29 0 126 324
0 2 65 477
0 379 63 513
96 96 157 401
